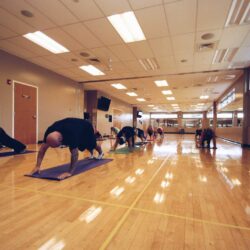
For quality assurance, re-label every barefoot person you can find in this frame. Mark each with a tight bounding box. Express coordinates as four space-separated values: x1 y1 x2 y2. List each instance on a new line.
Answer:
30 118 103 180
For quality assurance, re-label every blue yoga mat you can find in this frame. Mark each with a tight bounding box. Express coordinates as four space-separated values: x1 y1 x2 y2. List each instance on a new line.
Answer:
25 158 113 181
0 150 36 157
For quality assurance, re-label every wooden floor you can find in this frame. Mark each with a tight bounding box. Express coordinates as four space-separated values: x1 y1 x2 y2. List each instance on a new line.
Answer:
0 134 250 250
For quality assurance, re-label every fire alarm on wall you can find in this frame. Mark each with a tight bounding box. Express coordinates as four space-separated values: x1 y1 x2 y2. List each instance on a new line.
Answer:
7 79 12 85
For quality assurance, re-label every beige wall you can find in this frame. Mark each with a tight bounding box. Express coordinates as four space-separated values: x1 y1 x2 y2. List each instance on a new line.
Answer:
0 50 84 141
96 92 133 135
216 127 242 143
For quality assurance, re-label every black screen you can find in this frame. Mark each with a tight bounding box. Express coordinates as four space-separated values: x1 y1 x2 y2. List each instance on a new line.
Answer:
97 96 111 111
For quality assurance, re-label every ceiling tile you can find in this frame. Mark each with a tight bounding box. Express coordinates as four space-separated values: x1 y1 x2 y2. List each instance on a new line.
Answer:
84 18 123 45
26 0 78 25
0 25 18 39
148 37 173 58
9 36 52 56
164 0 196 35
60 0 104 21
135 5 169 39
194 51 214 65
196 29 222 44
95 0 131 16
0 0 55 30
0 8 35 34
129 0 162 10
62 23 103 49
233 47 250 62
0 40 35 58
172 33 195 53
108 44 136 60
44 28 84 51
128 41 154 58
218 25 250 49
197 0 231 31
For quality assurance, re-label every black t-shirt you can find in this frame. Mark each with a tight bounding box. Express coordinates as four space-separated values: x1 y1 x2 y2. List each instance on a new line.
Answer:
117 126 135 139
44 118 96 151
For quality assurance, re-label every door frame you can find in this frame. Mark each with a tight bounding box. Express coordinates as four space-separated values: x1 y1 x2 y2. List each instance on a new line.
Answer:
12 80 39 143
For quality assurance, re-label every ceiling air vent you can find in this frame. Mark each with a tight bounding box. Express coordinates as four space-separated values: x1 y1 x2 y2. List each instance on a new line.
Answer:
88 57 101 63
138 58 159 71
212 48 239 64
225 0 250 27
197 42 217 52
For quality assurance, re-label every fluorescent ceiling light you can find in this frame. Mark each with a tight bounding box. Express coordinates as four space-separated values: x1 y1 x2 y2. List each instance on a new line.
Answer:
197 103 205 105
126 92 137 96
212 48 238 64
167 97 175 100
23 31 69 54
225 0 250 27
162 90 172 95
139 58 159 71
107 11 146 43
137 98 146 102
154 80 168 87
79 65 105 76
171 104 179 106
148 104 154 107
111 83 127 89
200 95 209 99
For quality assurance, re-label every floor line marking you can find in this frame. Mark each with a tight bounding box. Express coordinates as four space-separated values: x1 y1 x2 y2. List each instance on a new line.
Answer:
1 182 250 232
99 154 172 250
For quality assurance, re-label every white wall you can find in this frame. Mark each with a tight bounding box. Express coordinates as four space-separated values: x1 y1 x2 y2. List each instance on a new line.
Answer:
0 50 84 140
96 92 133 135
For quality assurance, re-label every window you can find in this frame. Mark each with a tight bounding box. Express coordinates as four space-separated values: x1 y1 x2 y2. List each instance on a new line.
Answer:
218 89 235 110
151 113 178 119
183 113 203 119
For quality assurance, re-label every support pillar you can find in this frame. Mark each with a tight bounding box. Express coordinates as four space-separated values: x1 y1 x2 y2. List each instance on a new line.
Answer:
132 106 137 128
242 68 250 147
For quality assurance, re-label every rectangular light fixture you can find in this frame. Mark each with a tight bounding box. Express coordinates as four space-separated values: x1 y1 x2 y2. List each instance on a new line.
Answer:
171 104 179 106
200 95 209 99
148 104 154 107
162 90 173 95
167 97 175 100
137 98 146 102
79 65 105 76
23 31 69 54
154 80 168 87
107 11 146 43
111 83 127 89
197 103 205 105
212 48 238 64
225 0 250 27
139 58 159 71
126 92 137 96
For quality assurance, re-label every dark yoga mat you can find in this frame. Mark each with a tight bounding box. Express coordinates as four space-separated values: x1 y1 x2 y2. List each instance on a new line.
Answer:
0 150 36 157
110 146 141 154
135 141 148 146
25 158 113 181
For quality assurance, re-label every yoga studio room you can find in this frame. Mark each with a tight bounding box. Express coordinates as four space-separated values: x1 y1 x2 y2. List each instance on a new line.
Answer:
0 0 250 249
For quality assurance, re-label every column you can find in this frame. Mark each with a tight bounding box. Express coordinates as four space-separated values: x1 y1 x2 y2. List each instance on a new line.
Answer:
132 106 137 128
233 111 238 127
84 90 97 127
213 101 217 133
202 111 209 129
242 68 250 147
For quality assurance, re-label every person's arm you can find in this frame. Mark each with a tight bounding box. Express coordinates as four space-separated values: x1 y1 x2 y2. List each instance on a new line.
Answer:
30 143 49 174
58 148 78 180
111 138 119 151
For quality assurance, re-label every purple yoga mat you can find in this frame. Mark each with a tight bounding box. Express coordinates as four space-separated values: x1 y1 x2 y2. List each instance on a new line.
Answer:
25 158 113 181
0 150 36 157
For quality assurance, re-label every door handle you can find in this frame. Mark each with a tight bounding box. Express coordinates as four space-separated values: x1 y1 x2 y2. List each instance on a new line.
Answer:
32 115 36 119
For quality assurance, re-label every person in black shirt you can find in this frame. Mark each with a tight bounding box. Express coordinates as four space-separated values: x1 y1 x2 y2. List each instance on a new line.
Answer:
0 127 26 153
30 118 103 180
111 126 135 151
135 128 146 142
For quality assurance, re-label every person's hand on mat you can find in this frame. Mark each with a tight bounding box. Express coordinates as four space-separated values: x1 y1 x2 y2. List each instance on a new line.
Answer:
30 167 41 175
58 172 72 180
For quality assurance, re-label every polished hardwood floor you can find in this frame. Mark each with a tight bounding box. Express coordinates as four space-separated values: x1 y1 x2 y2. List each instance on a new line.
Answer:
0 134 250 250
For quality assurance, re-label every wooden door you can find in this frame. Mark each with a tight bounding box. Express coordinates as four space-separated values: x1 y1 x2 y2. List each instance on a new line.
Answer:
14 82 37 144
113 109 122 129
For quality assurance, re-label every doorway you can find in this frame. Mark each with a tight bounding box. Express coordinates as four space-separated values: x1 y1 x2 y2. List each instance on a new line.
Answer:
13 81 38 144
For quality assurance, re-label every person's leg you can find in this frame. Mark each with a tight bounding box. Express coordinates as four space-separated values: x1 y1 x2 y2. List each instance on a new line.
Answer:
0 128 26 153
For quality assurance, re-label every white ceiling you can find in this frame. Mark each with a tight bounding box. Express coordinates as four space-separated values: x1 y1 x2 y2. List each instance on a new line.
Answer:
0 0 249 112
